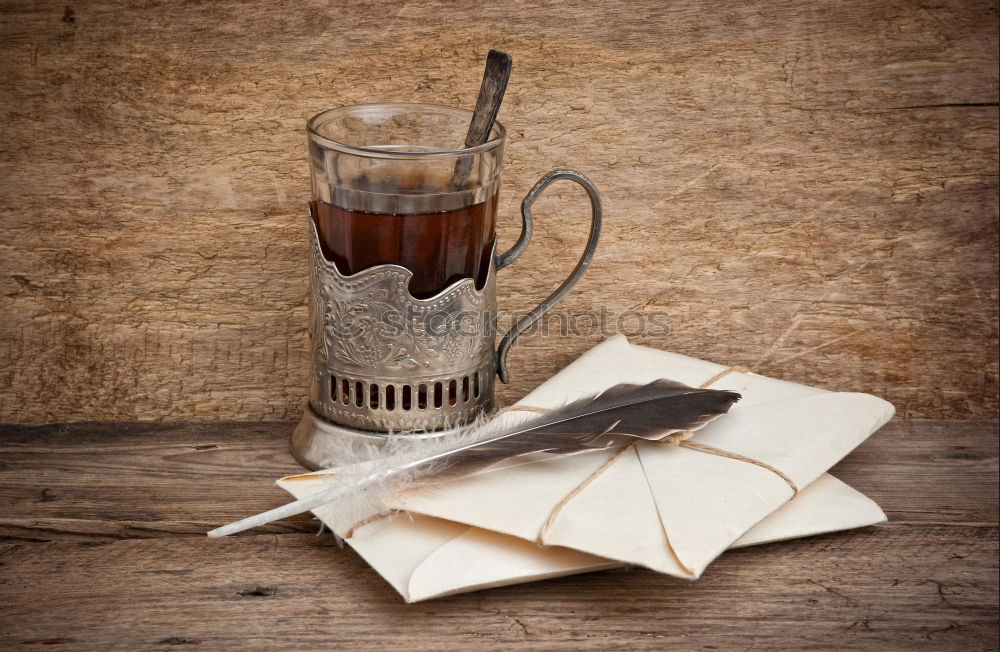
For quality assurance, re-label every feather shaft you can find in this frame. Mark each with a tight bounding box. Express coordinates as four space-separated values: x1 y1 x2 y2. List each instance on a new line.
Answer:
207 469 398 538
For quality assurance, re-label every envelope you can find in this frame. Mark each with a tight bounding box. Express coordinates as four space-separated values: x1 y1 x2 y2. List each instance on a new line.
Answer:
279 335 893 601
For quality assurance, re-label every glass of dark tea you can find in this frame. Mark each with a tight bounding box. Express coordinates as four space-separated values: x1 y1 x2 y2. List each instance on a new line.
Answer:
308 104 504 299
298 103 600 462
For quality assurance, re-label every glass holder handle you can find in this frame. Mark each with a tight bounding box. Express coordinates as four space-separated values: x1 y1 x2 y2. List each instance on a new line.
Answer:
495 169 603 384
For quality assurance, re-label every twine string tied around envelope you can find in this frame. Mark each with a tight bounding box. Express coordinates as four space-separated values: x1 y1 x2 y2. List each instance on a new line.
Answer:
344 367 798 541
503 366 801 547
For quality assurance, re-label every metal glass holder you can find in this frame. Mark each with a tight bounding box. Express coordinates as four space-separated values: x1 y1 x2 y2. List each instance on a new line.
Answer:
292 169 602 470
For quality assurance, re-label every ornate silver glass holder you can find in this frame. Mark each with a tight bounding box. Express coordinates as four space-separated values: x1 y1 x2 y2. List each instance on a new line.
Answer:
292 170 602 470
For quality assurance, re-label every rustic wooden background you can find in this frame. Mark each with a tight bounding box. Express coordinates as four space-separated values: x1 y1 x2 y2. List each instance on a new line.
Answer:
1 0 997 424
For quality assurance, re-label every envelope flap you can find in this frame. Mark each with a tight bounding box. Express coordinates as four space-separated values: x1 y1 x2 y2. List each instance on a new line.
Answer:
635 442 794 576
388 447 620 542
731 473 886 548
538 446 690 575
278 474 471 602
693 392 895 488
408 527 618 602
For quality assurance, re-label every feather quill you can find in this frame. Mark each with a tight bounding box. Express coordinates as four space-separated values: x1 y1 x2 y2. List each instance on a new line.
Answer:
207 379 740 538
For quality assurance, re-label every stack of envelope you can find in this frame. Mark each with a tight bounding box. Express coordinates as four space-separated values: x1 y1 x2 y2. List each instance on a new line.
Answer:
279 335 894 602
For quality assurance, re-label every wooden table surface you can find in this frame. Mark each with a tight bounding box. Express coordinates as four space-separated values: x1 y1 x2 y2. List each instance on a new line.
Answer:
1 419 996 650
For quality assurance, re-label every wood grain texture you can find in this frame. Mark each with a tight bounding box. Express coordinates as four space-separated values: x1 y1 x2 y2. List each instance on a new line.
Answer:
1 0 997 424
0 419 996 649
0 419 996 542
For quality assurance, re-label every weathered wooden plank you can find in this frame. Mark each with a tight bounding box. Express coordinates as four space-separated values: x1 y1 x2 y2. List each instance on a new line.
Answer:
0 0 997 424
0 422 318 541
0 420 995 647
0 420 996 541
0 524 996 650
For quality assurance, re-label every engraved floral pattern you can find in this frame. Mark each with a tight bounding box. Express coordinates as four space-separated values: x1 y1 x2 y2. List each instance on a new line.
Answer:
307 222 496 431
310 224 494 376
325 290 422 370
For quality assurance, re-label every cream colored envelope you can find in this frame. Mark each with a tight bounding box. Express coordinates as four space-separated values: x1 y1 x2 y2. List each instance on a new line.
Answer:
279 336 892 602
